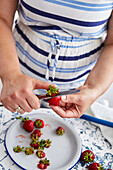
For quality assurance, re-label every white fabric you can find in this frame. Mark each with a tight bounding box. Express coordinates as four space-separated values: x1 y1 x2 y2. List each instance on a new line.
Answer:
90 100 113 147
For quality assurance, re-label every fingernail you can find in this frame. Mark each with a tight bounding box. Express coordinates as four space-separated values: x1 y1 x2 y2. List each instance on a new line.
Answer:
61 95 66 101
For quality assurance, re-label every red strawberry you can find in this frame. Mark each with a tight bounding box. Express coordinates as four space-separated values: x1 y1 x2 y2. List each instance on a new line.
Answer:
30 140 40 149
23 120 34 132
81 150 95 163
38 163 47 169
30 129 42 139
13 145 24 153
38 158 50 169
88 162 105 170
24 147 34 155
46 85 59 96
46 85 60 106
36 150 46 158
56 127 65 135
43 139 52 148
47 96 61 106
34 119 44 128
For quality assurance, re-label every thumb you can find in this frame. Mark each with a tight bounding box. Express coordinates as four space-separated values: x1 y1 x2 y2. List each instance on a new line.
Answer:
33 79 51 90
61 94 79 103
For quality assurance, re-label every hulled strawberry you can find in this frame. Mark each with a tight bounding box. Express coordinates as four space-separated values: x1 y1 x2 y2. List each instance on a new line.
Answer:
23 120 34 132
24 147 34 155
38 158 50 169
56 127 65 135
30 140 40 149
38 139 46 150
34 119 44 128
88 162 105 170
13 145 24 153
38 163 47 169
36 150 46 158
81 150 95 163
43 139 52 148
30 129 42 140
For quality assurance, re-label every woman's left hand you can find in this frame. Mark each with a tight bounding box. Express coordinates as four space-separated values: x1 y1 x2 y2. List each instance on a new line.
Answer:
49 84 99 118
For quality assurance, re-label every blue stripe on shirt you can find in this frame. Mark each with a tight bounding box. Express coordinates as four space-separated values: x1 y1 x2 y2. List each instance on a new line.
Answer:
21 0 108 27
20 6 107 38
44 0 112 11
16 39 97 73
51 0 113 8
19 57 91 82
15 24 104 61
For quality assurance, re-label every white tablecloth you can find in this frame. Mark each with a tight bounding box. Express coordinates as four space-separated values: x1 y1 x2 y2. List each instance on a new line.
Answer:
0 107 113 170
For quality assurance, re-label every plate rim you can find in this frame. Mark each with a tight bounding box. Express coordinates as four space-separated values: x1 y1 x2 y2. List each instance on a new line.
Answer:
4 109 82 170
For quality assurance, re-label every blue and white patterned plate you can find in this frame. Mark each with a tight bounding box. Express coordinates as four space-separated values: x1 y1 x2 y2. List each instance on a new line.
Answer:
4 110 82 170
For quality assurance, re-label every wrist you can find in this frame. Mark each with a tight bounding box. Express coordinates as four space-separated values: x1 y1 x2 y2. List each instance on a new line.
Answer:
84 78 109 101
1 69 22 84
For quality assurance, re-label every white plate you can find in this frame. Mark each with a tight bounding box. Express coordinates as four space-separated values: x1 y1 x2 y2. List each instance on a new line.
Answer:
4 109 82 170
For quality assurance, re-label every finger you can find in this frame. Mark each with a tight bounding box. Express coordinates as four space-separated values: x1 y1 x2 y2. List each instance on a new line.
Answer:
50 105 68 118
6 97 33 113
17 99 33 113
6 105 25 114
50 105 81 118
65 103 73 110
33 79 51 90
1 96 31 113
26 93 40 110
50 105 77 118
61 94 80 104
59 100 67 107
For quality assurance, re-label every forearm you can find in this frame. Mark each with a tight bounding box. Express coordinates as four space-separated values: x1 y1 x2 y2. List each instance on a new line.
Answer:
0 18 21 82
85 44 113 98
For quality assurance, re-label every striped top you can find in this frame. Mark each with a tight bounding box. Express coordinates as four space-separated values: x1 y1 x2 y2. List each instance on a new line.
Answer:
19 0 113 38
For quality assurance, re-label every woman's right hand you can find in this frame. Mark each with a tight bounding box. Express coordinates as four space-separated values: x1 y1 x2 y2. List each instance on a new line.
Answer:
0 72 51 114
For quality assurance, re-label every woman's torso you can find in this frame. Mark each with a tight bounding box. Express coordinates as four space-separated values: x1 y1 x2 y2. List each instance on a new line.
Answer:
18 0 113 38
14 0 113 106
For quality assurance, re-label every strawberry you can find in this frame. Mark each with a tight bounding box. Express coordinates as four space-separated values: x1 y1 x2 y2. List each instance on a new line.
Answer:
56 127 65 135
46 85 61 106
34 119 44 128
13 145 24 153
30 140 40 149
24 147 34 155
38 139 46 150
46 85 59 97
38 158 50 169
43 139 52 148
81 150 95 163
88 162 105 170
23 120 34 132
30 129 42 140
47 96 61 106
36 150 46 158
38 163 47 169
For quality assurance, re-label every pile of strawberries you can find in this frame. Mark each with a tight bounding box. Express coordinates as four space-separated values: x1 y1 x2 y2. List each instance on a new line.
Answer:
14 117 65 169
14 117 51 169
81 149 112 170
